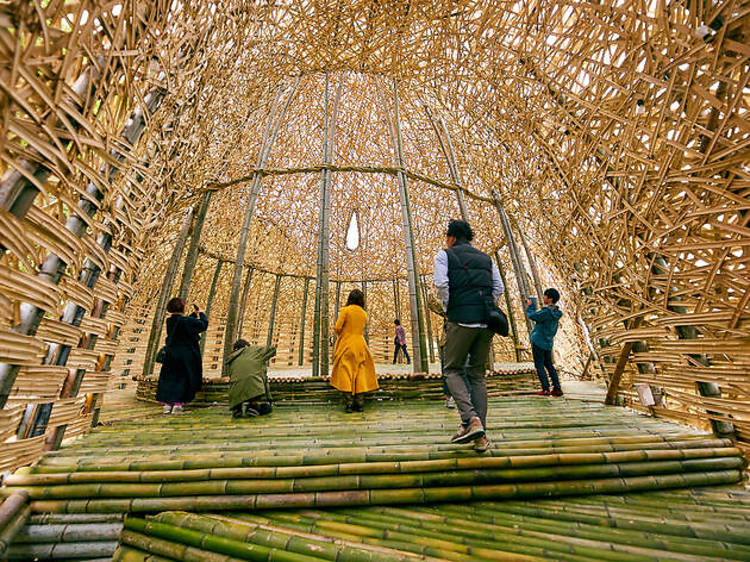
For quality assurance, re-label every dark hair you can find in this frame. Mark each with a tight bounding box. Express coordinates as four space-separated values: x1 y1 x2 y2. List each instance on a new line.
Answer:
166 297 185 313
544 288 560 304
446 220 473 242
346 289 365 309
394 319 400 325
233 339 250 351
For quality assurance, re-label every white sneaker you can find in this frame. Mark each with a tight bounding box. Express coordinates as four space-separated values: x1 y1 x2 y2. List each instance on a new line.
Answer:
445 396 456 409
162 404 172 414
171 404 183 414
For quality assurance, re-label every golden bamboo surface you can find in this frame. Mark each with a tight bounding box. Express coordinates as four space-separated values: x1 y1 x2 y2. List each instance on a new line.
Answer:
1 0 749 499
4 397 750 561
3 398 745 515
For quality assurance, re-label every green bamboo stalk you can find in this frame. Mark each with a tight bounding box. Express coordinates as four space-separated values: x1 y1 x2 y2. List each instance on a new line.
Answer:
20 470 743 514
125 517 323 561
6 446 741 487
235 267 254 340
113 544 175 562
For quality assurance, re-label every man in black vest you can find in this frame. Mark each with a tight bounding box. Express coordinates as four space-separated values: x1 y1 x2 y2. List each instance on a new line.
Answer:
433 220 504 452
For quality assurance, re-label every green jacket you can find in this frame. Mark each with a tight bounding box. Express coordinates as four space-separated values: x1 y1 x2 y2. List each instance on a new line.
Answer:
226 345 276 409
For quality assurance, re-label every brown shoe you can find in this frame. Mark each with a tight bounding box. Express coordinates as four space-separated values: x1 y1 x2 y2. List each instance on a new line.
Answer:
451 416 485 444
473 435 491 453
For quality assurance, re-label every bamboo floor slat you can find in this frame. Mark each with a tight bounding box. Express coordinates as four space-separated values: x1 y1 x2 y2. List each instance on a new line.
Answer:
107 487 750 561
3 397 749 560
134 365 539 406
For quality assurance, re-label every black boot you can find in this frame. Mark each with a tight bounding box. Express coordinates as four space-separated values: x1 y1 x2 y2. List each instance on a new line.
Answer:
352 394 364 412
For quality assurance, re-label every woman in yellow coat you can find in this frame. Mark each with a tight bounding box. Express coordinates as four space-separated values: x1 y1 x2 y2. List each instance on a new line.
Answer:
330 289 378 412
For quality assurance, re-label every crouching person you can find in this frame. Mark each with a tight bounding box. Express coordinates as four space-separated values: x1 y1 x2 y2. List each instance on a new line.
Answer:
226 339 276 418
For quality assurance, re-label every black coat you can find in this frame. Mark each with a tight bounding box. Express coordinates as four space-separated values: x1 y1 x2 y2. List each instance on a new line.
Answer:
156 312 208 404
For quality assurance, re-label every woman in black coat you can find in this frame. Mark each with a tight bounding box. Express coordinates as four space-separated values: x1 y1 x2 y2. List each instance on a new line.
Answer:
156 297 208 413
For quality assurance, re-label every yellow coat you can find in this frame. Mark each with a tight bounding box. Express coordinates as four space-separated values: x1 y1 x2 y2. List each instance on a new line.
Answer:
330 305 378 394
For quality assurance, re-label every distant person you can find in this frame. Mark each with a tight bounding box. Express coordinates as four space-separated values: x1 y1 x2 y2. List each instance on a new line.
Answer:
330 289 379 412
156 298 208 414
526 289 563 396
434 220 504 452
225 339 275 418
392 319 410 364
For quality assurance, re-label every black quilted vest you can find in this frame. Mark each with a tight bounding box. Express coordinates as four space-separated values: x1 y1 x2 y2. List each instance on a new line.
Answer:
445 241 494 324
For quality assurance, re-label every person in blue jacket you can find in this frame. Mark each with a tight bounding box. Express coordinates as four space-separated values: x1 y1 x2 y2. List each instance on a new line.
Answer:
526 288 563 396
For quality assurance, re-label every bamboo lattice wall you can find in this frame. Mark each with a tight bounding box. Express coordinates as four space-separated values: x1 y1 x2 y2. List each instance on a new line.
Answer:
1 1 748 471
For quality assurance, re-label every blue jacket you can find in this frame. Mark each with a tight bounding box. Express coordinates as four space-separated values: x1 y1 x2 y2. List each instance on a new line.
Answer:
526 304 562 350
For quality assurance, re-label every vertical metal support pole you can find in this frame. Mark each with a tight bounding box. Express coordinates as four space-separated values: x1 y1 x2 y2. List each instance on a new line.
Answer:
298 278 310 366
143 207 194 376
266 275 282 348
201 259 223 353
178 191 213 300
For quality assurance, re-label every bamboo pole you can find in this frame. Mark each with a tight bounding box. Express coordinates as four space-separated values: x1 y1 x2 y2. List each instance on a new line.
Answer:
516 225 545 304
178 191 213 301
492 193 534 336
298 278 310 366
381 79 428 373
142 207 195 377
334 281 342 324
312 74 343 378
201 260 223 353
361 281 369 344
494 252 521 362
266 275 282 349
223 79 300 367
235 268 254 341
423 102 470 222
420 277 436 363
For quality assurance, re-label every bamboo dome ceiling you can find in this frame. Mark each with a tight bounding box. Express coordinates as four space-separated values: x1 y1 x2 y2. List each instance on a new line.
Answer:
0 0 749 469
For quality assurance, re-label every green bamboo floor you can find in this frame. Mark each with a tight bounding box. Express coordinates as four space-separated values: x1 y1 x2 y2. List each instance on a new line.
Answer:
3 397 749 560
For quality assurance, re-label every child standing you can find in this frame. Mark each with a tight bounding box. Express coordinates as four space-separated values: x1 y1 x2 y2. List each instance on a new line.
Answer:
526 288 563 396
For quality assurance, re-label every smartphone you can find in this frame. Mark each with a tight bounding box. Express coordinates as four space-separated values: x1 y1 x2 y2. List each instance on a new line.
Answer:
529 296 536 308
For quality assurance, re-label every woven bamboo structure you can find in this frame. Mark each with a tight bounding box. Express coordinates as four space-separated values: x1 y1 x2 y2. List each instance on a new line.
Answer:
0 1 749 476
